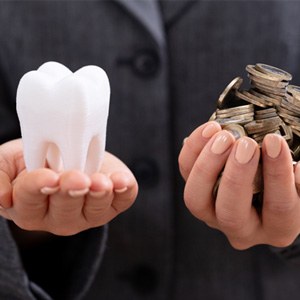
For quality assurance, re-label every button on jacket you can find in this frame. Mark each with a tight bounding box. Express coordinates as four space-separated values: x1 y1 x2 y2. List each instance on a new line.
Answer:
1 1 300 300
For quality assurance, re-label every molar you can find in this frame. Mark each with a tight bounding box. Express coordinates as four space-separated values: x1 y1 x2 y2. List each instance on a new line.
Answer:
16 61 110 175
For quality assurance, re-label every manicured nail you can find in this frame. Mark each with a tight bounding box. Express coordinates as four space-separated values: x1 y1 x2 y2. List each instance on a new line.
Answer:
235 137 257 164
265 134 282 158
40 186 60 195
89 190 107 198
202 122 220 138
114 187 128 193
68 188 89 197
211 132 233 154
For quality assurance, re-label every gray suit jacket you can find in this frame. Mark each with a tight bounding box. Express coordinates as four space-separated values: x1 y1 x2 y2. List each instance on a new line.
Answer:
1 1 300 299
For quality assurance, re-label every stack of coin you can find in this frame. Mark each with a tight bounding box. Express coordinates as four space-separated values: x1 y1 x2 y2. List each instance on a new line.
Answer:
210 63 298 200
246 63 292 102
244 109 292 146
278 85 300 137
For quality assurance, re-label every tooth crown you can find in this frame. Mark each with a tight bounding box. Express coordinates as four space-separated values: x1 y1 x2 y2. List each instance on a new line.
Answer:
16 61 110 175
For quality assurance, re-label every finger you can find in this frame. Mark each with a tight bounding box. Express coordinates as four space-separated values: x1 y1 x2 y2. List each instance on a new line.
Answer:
47 170 91 227
83 173 114 223
110 171 138 214
261 134 300 245
215 137 261 248
100 152 135 175
0 139 25 180
0 170 13 209
294 162 300 192
178 121 221 181
184 130 235 225
11 169 59 227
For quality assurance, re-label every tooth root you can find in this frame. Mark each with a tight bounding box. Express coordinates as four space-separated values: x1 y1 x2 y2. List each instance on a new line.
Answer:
23 141 48 171
85 135 103 175
59 141 89 173
17 62 110 174
46 143 63 173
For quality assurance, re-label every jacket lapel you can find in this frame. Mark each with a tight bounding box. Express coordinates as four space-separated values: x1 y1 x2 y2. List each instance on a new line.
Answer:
113 0 165 48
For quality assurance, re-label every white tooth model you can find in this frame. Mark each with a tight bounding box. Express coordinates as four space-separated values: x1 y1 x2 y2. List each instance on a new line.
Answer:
16 61 110 175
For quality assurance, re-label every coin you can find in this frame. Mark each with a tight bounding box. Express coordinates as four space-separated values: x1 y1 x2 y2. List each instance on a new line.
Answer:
246 64 285 82
255 63 292 82
248 74 288 89
223 124 247 139
210 62 296 201
249 89 278 106
217 77 243 109
236 90 268 108
251 81 286 97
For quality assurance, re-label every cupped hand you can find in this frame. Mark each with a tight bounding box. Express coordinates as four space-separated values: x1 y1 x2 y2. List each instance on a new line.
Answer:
0 139 138 235
179 121 300 249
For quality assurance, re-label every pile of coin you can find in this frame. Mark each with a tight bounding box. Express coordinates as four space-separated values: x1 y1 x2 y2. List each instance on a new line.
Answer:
210 63 300 199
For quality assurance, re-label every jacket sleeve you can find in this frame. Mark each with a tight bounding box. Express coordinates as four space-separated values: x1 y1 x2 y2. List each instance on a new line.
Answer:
0 217 108 300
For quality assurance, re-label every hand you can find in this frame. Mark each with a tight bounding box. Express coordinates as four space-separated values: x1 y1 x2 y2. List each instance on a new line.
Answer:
179 121 300 249
0 139 138 235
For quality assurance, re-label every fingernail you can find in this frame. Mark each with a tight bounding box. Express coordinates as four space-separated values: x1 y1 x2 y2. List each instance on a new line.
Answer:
68 188 89 197
265 134 282 158
211 132 233 154
202 122 220 138
235 137 257 164
40 186 59 195
183 138 188 145
114 187 128 193
89 190 107 198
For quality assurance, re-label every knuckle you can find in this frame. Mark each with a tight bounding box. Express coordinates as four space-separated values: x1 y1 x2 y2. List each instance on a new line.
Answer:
271 236 296 248
264 165 286 181
184 193 210 221
221 171 245 191
17 221 37 231
184 191 201 216
193 158 212 179
50 226 81 236
216 210 246 233
111 198 135 214
228 239 253 250
178 162 189 180
264 200 296 215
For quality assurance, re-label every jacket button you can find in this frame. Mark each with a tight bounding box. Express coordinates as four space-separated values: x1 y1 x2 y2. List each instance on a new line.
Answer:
132 49 160 77
131 158 159 188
